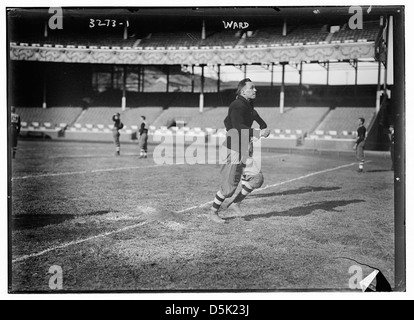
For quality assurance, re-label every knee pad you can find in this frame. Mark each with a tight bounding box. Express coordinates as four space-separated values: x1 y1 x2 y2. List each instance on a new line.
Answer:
243 172 264 189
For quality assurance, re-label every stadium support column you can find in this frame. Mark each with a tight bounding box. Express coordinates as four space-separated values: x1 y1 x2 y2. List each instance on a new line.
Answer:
217 65 221 93
201 19 206 40
384 15 394 97
141 66 145 92
122 65 127 111
270 63 274 91
376 58 382 114
166 66 170 93
199 65 205 113
326 61 330 86
191 65 195 93
393 11 405 292
137 66 141 92
298 61 303 104
42 65 47 109
354 60 358 100
279 63 286 114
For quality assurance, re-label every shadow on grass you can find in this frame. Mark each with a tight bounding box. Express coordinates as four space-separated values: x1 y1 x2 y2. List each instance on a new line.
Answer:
364 169 393 173
249 186 341 199
225 199 365 222
12 210 115 231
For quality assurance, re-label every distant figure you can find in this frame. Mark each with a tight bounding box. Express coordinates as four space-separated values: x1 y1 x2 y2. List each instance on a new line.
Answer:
139 116 148 159
353 117 366 173
10 106 21 159
112 112 124 156
388 124 395 171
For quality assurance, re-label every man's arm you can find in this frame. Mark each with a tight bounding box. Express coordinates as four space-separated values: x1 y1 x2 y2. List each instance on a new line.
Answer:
253 110 270 139
253 110 267 130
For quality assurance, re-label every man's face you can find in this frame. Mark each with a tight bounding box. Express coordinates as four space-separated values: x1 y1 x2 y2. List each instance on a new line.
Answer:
242 82 257 100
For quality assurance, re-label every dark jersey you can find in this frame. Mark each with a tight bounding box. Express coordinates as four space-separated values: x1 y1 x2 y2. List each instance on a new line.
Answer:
112 115 124 131
139 121 148 135
11 112 21 133
356 126 366 145
224 96 267 154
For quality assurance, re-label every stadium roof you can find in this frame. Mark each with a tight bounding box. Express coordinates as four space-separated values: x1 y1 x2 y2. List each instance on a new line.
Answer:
8 6 398 66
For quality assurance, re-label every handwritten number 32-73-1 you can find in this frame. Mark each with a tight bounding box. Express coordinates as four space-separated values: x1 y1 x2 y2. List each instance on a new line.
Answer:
89 19 127 28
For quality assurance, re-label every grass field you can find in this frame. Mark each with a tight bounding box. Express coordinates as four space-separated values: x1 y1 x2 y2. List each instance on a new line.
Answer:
9 140 395 292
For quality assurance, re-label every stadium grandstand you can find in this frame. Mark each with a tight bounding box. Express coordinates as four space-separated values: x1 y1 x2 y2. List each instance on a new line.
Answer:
8 7 397 151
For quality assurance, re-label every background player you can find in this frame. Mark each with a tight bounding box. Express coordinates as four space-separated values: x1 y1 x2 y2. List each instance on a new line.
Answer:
353 117 366 173
10 106 21 159
112 112 124 156
139 115 148 159
210 78 270 223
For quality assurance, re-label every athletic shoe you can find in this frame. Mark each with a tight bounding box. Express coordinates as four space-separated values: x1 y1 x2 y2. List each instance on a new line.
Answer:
208 208 225 224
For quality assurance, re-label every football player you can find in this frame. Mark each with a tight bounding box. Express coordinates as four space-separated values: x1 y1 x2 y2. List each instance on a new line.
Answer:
112 112 124 156
210 78 270 223
10 106 21 159
353 117 366 173
139 115 148 159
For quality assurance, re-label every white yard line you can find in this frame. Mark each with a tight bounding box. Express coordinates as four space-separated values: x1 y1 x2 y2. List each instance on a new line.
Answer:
11 154 287 181
12 159 362 264
12 222 148 264
12 164 165 180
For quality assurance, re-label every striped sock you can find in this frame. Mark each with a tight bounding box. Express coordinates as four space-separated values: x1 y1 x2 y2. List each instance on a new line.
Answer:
233 182 253 203
212 191 225 212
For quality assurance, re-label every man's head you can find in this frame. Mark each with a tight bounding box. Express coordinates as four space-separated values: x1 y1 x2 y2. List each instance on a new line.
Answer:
11 106 16 113
236 78 257 101
358 118 365 126
141 116 146 121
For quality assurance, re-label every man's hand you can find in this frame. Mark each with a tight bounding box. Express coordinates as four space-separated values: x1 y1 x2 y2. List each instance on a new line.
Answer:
260 129 271 138
353 143 357 150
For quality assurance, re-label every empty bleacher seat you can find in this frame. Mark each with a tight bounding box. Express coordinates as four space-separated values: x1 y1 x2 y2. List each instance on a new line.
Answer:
316 107 375 135
16 107 82 128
